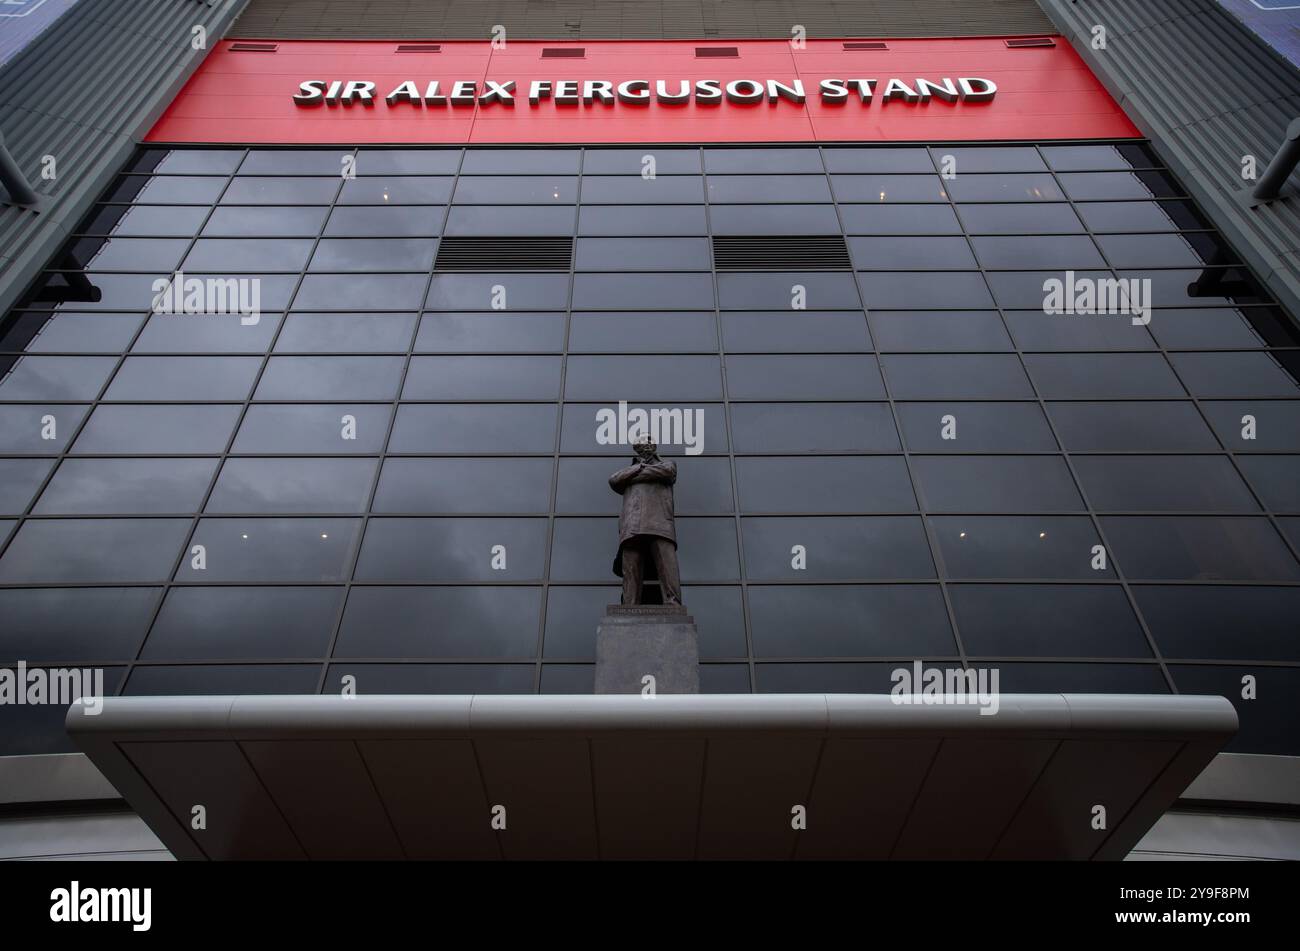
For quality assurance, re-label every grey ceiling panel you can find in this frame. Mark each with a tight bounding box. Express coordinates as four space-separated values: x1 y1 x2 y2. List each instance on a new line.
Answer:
591 736 705 860
67 693 1237 861
359 739 499 860
474 737 599 859
794 737 937 860
892 737 1058 860
240 739 405 859
991 738 1181 860
121 741 305 861
697 735 822 859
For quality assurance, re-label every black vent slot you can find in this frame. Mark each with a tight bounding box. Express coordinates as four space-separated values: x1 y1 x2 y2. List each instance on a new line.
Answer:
695 47 739 58
435 237 573 272
1005 37 1056 48
541 47 585 58
396 44 441 53
229 42 278 52
843 42 888 50
712 236 851 271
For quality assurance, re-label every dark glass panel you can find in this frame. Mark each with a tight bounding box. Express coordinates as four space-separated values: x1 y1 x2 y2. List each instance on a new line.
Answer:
0 588 158 663
910 456 1084 512
333 586 541 658
741 516 935 580
35 457 217 514
372 458 554 513
354 517 548 581
178 517 361 582
747 585 954 657
951 584 1148 657
206 457 377 514
929 516 1109 579
143 587 343 659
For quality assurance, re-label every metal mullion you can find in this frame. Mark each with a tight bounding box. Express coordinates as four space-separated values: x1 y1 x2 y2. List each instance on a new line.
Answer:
533 148 581 693
830 145 969 670
701 145 756 693
118 147 352 697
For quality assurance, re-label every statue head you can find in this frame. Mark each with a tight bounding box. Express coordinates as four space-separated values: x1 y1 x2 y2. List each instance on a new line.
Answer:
632 436 658 461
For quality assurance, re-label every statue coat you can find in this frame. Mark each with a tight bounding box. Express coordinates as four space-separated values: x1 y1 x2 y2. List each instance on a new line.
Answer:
608 458 678 577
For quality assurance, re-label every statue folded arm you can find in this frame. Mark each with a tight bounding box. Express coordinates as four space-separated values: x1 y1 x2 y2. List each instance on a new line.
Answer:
609 459 677 493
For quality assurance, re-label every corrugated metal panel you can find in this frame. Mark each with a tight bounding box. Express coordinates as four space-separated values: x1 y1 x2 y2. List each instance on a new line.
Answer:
228 0 1057 39
1037 0 1300 324
0 0 252 316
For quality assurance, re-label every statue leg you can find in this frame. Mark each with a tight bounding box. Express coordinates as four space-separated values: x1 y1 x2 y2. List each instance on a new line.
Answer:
620 544 643 605
651 538 682 606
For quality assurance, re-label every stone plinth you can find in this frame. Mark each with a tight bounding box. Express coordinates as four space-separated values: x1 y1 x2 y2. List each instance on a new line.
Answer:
594 604 700 695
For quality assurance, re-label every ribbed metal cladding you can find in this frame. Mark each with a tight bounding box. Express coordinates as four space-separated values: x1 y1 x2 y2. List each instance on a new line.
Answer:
712 235 851 271
434 237 574 272
229 0 1056 39
1036 0 1300 325
0 0 251 316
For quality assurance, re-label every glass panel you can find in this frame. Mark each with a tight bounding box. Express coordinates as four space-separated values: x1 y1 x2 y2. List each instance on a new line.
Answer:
402 355 562 400
881 354 1033 399
0 458 54 514
1101 516 1300 580
142 587 343 659
930 516 1109 579
72 405 239 454
741 516 934 579
1072 456 1259 511
103 356 260 401
896 403 1057 451
720 312 869 353
233 404 393 453
416 313 566 352
1047 401 1218 451
910 457 1084 512
735 456 915 512
0 518 190 583
275 314 417 353
730 403 899 452
354 517 548 581
748 585 954 657
372 458 554 513
34 457 217 514
390 404 557 453
950 585 1148 657
178 517 361 582
333 586 541 658
1137 586 1300 662
0 587 157 662
206 458 378 514
726 355 883 399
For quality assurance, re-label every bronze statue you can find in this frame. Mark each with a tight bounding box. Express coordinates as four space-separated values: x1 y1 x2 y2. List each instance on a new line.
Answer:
609 437 682 606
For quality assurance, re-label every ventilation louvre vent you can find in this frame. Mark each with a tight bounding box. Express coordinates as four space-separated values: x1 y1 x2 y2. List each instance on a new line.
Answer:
695 47 739 58
396 44 441 53
541 47 585 58
230 42 278 52
1005 37 1056 48
712 236 851 271
435 237 573 272
843 42 888 50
